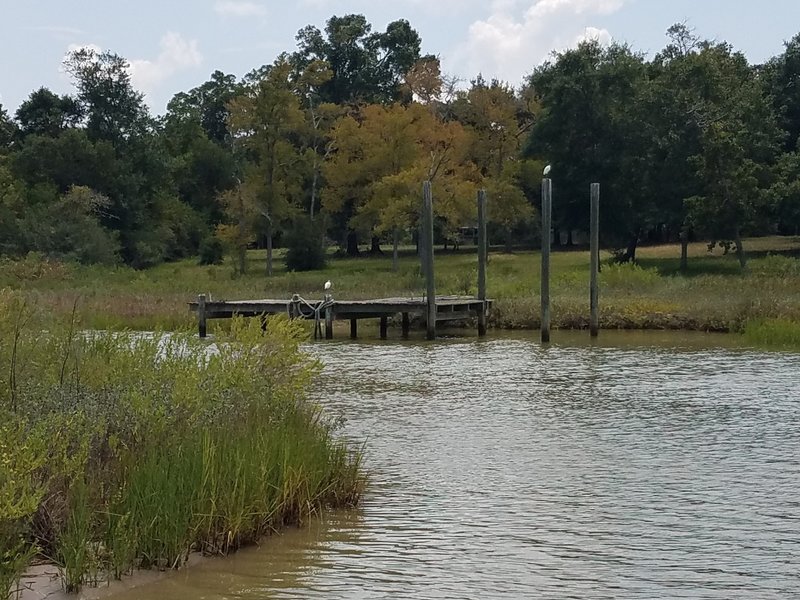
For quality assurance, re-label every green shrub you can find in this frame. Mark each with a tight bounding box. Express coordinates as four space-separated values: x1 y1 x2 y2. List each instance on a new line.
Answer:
284 218 326 272
198 236 224 265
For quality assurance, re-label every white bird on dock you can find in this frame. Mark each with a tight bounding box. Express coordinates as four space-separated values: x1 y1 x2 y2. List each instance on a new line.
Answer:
324 280 332 291
543 164 552 176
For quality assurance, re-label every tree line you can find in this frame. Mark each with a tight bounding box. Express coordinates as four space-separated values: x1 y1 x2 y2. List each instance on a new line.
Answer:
0 17 798 272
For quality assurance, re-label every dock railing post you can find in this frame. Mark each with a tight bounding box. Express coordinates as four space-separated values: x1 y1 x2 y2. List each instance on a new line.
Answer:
541 178 552 343
197 294 207 338
423 181 436 340
590 183 600 337
477 189 488 337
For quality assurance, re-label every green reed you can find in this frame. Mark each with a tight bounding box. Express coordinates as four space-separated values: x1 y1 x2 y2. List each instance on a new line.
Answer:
0 291 364 598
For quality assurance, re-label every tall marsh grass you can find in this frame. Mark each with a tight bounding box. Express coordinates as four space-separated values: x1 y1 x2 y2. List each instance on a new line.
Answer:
0 290 364 598
742 318 800 350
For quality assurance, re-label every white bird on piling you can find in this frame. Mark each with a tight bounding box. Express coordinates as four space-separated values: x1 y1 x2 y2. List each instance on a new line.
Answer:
543 164 552 176
324 280 332 291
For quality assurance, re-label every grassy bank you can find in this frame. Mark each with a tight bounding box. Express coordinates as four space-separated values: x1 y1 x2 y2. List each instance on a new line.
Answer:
1 236 800 342
0 291 364 599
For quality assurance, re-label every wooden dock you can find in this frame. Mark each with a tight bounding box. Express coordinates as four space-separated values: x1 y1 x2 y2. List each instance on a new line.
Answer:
188 294 492 339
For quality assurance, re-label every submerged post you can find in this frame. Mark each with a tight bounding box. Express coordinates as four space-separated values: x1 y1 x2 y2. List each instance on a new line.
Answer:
423 181 436 340
477 189 488 337
541 178 552 343
325 305 333 339
197 294 207 338
380 316 388 339
590 183 600 337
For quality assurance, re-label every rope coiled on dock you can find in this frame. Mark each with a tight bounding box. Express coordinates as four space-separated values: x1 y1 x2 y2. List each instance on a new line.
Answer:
290 294 334 339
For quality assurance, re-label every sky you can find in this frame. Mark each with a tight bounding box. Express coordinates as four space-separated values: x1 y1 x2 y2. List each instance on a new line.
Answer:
2 0 800 116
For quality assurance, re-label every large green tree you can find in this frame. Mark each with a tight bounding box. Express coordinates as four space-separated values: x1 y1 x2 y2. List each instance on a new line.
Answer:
293 14 421 106
14 88 83 139
525 41 651 257
228 57 307 276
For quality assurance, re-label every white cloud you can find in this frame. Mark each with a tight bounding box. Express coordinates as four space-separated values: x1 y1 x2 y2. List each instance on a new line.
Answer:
213 1 267 17
574 26 612 46
449 0 625 85
128 32 203 97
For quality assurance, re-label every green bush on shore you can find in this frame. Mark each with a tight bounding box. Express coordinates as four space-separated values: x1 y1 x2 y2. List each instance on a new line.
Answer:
0 291 364 598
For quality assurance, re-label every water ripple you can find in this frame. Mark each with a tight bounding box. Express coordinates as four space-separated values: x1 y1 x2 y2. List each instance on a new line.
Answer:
114 333 800 600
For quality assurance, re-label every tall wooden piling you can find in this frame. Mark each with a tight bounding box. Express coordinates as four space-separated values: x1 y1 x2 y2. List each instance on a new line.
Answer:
477 189 488 337
197 293 207 338
590 183 600 337
423 181 436 340
541 178 552 343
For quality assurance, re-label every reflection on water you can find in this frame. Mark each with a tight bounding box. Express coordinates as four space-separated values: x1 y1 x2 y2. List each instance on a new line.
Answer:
112 331 800 599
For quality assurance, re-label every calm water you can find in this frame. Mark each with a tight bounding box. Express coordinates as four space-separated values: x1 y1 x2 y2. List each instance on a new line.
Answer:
112 331 800 599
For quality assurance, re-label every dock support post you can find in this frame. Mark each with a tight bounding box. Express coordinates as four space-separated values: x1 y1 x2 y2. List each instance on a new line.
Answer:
590 183 600 337
541 178 552 343
477 189 488 337
198 294 207 338
325 306 333 339
402 313 410 338
380 316 388 339
423 181 436 340
350 318 357 339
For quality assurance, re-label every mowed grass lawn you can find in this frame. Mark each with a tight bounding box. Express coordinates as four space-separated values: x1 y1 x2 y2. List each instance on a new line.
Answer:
2 235 799 334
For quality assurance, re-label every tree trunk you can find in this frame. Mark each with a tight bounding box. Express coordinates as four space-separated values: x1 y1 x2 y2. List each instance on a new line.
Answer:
266 225 273 277
346 231 359 256
236 183 246 274
310 168 318 220
679 231 689 272
392 229 399 272
370 236 383 255
618 232 639 263
734 228 747 269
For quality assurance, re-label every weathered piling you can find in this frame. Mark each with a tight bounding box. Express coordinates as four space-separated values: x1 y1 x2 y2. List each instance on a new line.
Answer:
423 181 436 340
590 183 600 337
198 294 207 338
477 189 488 337
325 305 333 339
541 178 552 343
380 316 388 339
